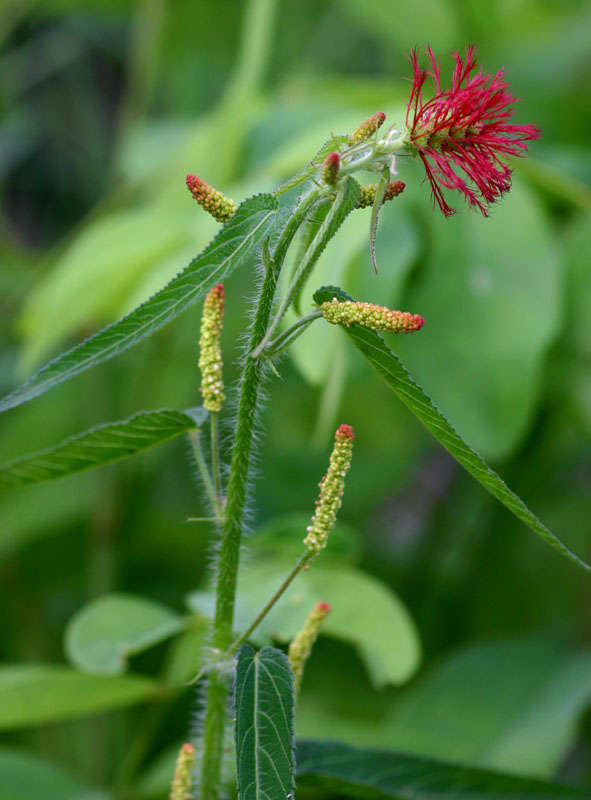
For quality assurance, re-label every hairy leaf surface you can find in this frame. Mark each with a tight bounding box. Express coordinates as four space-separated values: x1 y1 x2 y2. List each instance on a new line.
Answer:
0 193 277 413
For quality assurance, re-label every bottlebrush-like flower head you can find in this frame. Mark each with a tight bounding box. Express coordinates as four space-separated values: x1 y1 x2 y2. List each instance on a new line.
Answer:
406 47 540 217
321 298 424 334
198 284 225 412
288 602 331 696
186 174 236 222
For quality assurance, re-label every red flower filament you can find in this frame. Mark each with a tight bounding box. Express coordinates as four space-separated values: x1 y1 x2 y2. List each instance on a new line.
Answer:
406 47 540 217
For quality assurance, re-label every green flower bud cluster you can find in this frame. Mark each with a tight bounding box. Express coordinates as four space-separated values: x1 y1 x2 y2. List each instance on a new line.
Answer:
357 180 406 209
348 111 386 145
321 152 340 185
186 174 236 222
169 742 195 800
288 602 331 696
199 284 226 412
321 298 424 333
303 424 354 554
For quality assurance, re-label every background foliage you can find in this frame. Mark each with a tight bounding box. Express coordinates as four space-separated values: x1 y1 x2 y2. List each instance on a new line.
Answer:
0 0 590 797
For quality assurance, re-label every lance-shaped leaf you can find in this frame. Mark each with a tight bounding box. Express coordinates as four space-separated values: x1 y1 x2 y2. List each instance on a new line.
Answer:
0 193 277 414
235 645 295 800
0 408 206 489
313 285 591 574
296 740 589 800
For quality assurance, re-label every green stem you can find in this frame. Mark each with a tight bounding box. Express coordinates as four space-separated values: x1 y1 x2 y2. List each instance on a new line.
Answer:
210 411 223 508
227 551 313 657
261 310 322 358
199 189 316 800
190 431 223 523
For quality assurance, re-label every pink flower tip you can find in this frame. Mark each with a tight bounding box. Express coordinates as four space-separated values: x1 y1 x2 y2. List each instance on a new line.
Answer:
314 602 331 615
336 423 355 441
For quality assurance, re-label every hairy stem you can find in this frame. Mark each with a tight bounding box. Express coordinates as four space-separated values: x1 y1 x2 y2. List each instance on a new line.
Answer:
190 431 223 523
199 189 317 800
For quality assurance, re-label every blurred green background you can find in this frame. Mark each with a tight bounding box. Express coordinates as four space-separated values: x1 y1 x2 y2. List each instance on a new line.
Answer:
1 0 591 797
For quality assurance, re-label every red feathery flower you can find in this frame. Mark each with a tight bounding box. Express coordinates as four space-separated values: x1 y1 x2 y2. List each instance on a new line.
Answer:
406 47 540 217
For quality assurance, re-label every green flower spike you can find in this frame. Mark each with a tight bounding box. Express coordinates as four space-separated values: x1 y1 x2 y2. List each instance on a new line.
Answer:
321 152 341 185
304 424 355 554
320 297 424 333
348 111 386 145
169 742 195 800
288 601 331 696
357 180 406 209
186 174 236 222
199 284 226 412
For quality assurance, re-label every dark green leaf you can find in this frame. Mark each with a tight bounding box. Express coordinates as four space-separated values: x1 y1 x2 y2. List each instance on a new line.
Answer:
65 593 185 676
0 193 277 413
313 285 591 574
0 409 204 489
0 665 157 729
296 739 589 799
235 645 295 800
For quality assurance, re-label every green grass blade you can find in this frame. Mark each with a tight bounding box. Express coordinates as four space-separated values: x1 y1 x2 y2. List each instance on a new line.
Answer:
297 739 589 800
0 408 205 489
0 193 278 414
313 285 591 574
235 645 295 800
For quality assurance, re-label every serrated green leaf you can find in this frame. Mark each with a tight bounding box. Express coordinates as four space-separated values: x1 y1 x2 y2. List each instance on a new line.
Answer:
313 285 591 574
235 645 295 800
0 193 278 414
0 409 203 489
0 747 105 800
0 665 157 729
296 739 589 800
65 593 185 676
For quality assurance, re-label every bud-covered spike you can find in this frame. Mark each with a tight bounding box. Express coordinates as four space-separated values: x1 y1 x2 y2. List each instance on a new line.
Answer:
321 298 424 334
303 424 354 554
357 180 405 209
199 284 226 412
321 152 340 186
186 174 236 222
169 742 195 800
348 111 386 145
288 602 331 696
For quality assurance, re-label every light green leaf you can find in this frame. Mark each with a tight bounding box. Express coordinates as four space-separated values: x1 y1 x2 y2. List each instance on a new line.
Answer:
0 665 157 729
296 739 589 800
65 593 185 676
235 645 295 800
383 639 591 778
0 193 277 414
396 181 561 459
313 285 591 574
189 558 421 688
0 408 205 489
0 748 105 800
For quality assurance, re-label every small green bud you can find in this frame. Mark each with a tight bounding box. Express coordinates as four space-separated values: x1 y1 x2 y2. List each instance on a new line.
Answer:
303 424 354 554
288 602 331 696
348 111 386 145
357 180 405 209
199 284 225 412
169 742 195 800
186 174 236 222
321 298 424 333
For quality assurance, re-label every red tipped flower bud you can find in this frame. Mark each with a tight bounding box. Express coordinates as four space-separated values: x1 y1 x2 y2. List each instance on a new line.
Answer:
348 111 386 145
304 424 354 554
288 602 331 696
186 174 236 222
357 180 405 209
321 152 340 185
321 298 424 334
169 742 195 800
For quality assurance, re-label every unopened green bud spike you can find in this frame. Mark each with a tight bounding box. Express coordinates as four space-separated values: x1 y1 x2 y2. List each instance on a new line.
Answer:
348 111 386 145
288 602 331 696
169 742 195 800
186 174 236 222
199 284 226 412
304 424 354 554
321 152 340 186
321 298 424 334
